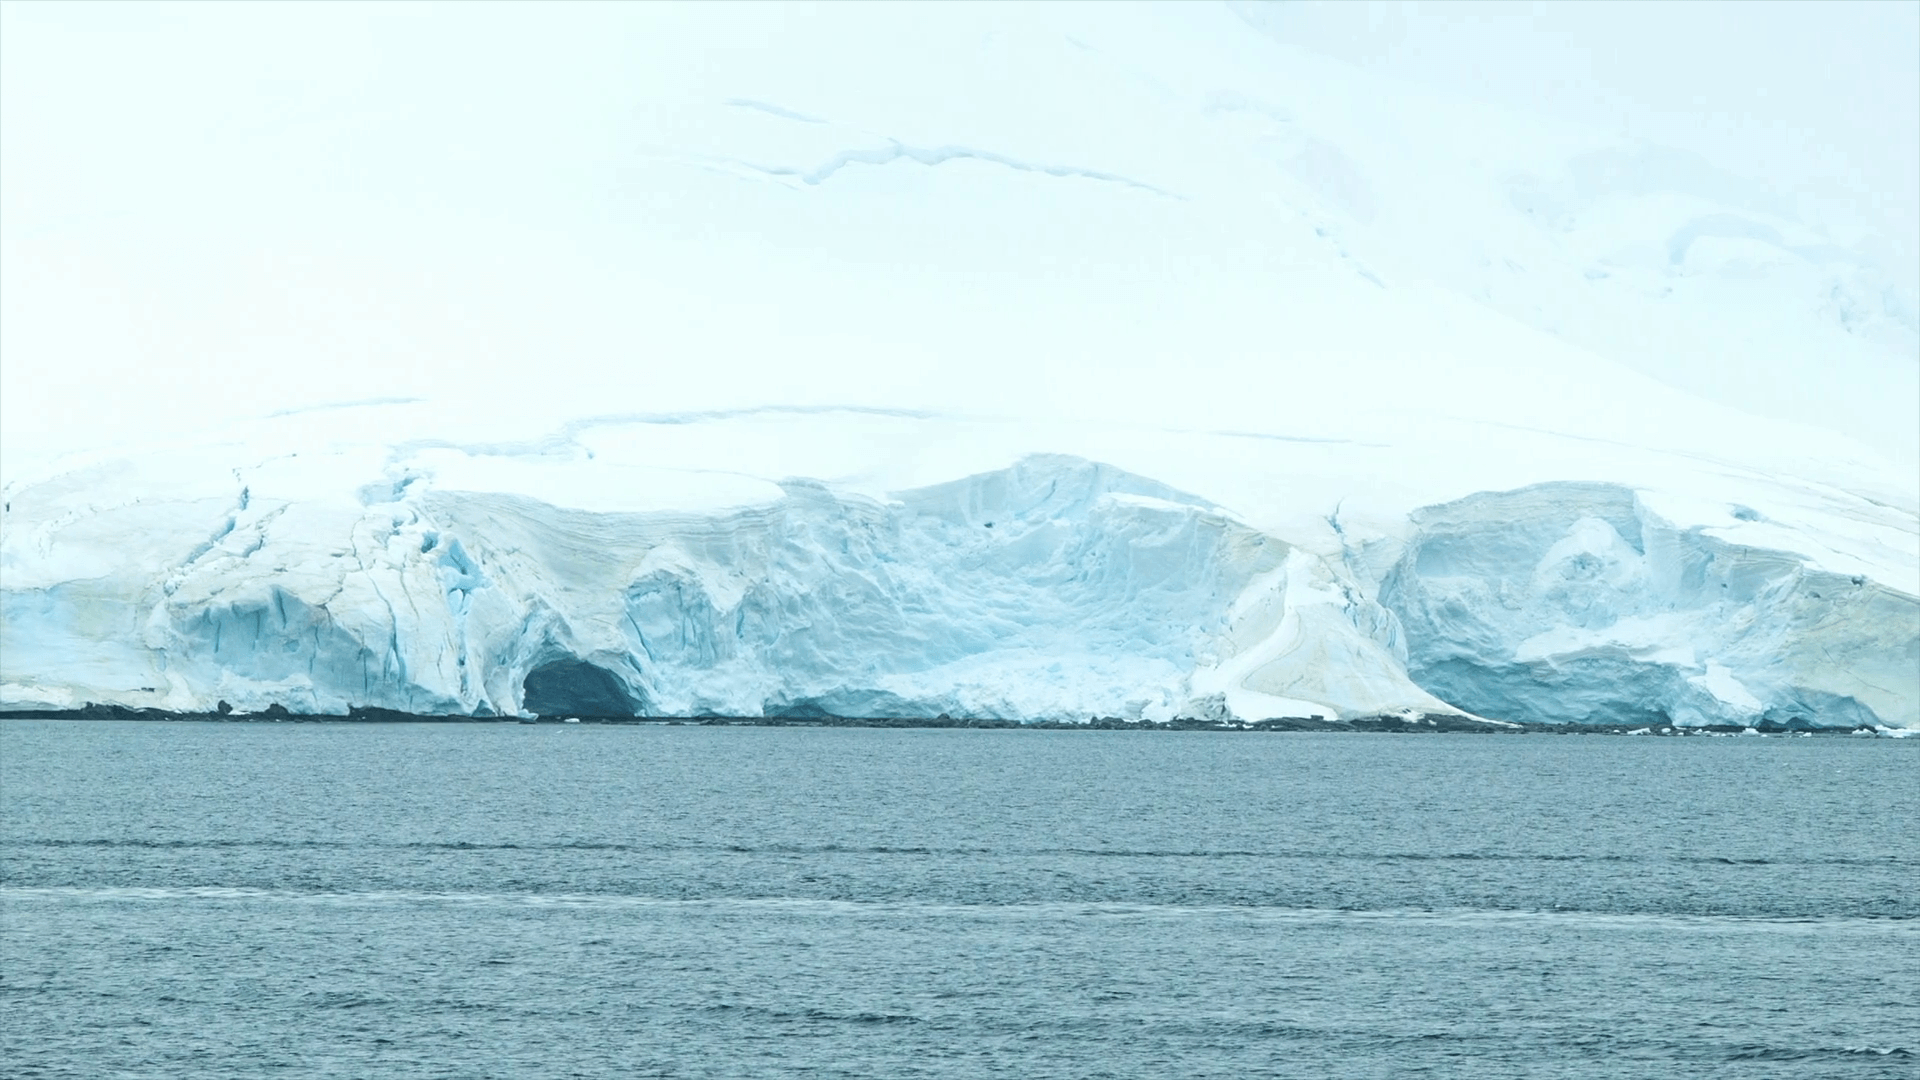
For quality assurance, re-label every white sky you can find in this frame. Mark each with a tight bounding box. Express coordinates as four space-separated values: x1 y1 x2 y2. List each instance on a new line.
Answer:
3 0 1916 469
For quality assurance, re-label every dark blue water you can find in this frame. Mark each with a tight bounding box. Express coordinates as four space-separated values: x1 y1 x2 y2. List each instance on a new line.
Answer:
2 722 1915 1078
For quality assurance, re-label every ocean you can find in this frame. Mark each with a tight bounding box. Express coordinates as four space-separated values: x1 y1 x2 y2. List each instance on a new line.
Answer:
2 721 1914 1078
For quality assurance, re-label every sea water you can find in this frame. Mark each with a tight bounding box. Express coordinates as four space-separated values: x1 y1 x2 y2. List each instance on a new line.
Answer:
2 721 1914 1078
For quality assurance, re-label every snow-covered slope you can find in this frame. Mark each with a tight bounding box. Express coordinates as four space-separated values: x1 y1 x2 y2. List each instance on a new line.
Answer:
2 3 1915 727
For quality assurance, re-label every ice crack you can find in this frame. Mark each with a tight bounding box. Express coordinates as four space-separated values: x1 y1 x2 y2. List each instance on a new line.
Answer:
724 98 828 124
740 140 1179 199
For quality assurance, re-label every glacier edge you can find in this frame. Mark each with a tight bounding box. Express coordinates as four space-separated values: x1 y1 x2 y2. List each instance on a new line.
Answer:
2 455 1914 729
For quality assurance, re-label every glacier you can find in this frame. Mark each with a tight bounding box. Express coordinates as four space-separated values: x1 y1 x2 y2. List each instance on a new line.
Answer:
3 421 1914 729
2 452 1454 723
1382 484 1917 729
2 3 1916 728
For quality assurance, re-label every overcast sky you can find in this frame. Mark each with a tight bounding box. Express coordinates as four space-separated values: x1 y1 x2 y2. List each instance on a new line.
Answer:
3 1 1915 468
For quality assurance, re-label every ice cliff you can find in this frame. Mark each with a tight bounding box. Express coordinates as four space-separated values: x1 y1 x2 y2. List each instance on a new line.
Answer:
1 455 1450 723
3 442 1915 728
1382 484 1917 729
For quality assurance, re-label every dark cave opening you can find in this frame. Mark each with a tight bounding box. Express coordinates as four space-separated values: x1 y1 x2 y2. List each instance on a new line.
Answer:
521 659 642 718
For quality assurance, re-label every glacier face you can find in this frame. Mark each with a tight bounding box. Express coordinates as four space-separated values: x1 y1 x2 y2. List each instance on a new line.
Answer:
0 455 1459 724
1380 484 1919 730
2 444 1914 729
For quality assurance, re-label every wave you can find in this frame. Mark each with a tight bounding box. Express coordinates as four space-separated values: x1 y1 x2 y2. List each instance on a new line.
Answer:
4 885 1915 930
3 837 1905 867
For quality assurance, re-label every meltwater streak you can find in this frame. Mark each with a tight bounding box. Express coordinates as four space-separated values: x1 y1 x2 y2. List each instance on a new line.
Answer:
2 723 1916 1079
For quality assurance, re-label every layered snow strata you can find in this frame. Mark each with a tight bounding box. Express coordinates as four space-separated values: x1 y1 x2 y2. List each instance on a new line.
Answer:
1379 483 1920 729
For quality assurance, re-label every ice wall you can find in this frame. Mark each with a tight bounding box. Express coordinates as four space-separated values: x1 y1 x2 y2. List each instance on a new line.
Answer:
0 456 1457 723
4 454 1912 728
1379 484 1919 729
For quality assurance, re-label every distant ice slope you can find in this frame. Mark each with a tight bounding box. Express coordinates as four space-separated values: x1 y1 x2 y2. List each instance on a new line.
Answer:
2 4 1915 726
